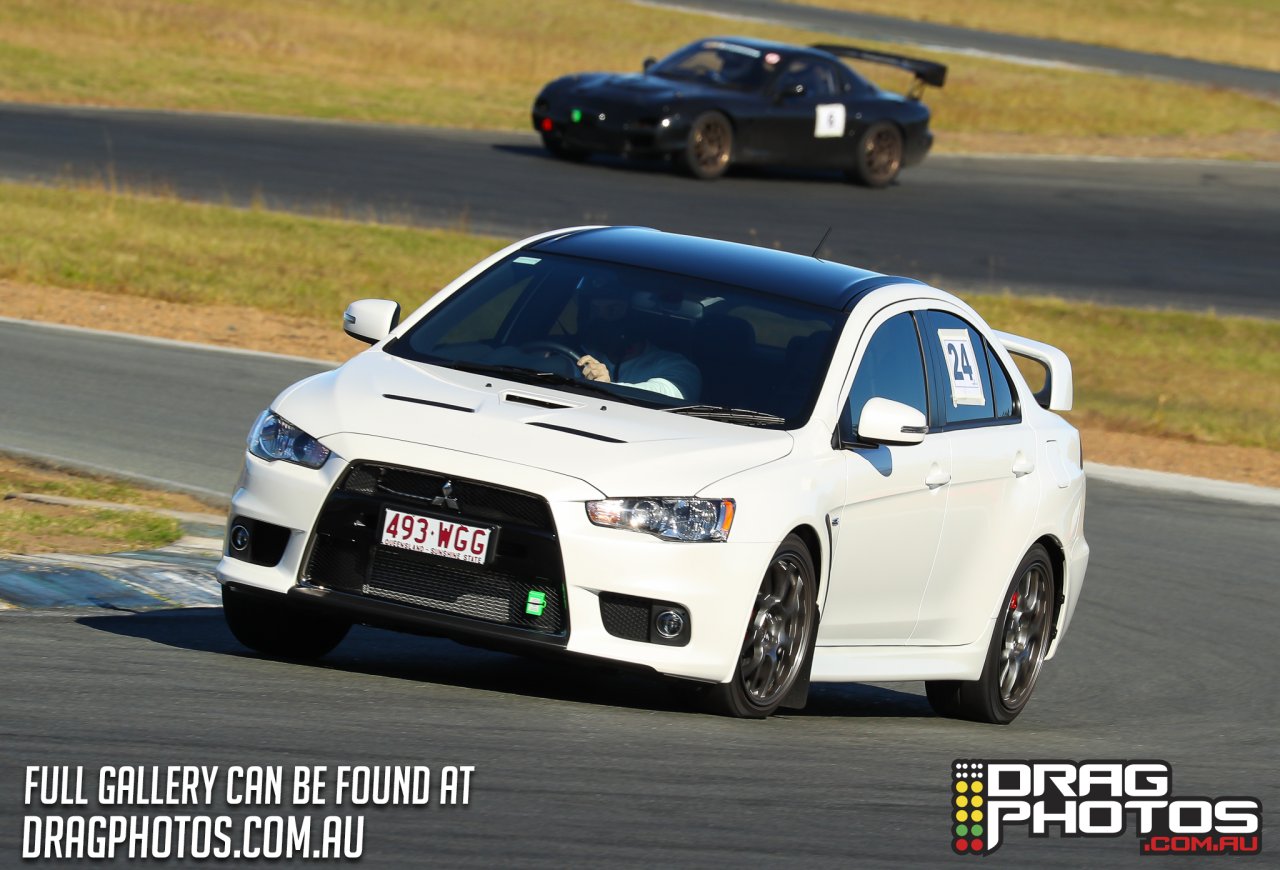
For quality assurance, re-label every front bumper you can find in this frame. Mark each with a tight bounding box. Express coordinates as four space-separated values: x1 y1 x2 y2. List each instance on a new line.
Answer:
217 440 769 683
532 103 687 157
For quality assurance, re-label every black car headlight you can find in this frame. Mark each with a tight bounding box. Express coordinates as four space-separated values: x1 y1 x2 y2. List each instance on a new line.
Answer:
586 498 734 542
247 410 330 469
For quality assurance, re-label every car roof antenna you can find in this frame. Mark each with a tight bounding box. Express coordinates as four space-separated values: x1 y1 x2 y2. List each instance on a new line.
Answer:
811 226 833 261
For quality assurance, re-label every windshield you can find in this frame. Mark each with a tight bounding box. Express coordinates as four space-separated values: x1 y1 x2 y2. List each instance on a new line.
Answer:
385 251 845 428
648 40 779 92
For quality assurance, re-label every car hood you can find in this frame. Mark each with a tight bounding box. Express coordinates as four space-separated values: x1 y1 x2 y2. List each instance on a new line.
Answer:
555 72 728 105
274 351 793 498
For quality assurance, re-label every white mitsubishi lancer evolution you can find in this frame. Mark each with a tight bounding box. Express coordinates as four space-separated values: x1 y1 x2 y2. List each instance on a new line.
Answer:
217 226 1088 721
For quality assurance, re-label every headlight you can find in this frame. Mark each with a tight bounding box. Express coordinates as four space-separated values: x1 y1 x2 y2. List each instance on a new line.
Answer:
247 410 330 469
586 498 734 542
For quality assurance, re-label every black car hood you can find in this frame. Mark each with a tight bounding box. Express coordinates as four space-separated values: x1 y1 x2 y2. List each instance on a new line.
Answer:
558 72 729 105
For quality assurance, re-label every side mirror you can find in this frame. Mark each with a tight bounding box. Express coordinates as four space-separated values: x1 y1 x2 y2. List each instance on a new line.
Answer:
643 57 656 72
857 397 927 446
343 299 401 345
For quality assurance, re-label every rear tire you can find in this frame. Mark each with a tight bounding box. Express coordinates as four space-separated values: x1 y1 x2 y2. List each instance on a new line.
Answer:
222 584 350 659
847 121 903 188
705 534 816 718
926 544 1055 724
679 111 734 180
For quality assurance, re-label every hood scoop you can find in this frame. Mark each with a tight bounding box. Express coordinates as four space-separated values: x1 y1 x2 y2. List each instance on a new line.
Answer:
503 391 576 410
384 393 474 413
526 422 625 443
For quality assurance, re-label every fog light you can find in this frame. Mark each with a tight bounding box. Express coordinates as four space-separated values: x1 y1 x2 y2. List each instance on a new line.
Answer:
230 524 251 552
655 609 685 639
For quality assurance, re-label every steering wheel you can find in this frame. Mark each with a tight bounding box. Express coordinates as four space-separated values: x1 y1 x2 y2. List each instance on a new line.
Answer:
518 340 583 365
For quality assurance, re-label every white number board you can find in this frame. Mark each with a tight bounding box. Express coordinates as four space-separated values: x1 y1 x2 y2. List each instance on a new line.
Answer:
814 104 846 138
937 328 986 406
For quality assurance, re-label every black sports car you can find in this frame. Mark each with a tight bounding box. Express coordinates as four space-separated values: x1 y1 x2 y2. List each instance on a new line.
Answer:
532 36 946 187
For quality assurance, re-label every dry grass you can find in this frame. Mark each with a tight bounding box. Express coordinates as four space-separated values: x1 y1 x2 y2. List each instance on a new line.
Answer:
0 179 506 319
806 0 1280 73
0 455 198 554
0 0 1275 159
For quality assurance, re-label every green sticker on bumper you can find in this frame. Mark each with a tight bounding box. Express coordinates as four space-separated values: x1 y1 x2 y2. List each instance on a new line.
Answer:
525 590 546 616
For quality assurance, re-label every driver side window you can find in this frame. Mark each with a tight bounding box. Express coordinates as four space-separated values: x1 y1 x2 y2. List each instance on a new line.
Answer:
841 312 928 441
777 59 840 100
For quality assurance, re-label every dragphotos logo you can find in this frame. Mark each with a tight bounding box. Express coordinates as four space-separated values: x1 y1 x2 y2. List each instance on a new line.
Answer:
950 760 1261 856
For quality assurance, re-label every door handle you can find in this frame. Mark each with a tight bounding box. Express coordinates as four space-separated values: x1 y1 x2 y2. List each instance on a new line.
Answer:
925 466 951 489
1012 452 1036 478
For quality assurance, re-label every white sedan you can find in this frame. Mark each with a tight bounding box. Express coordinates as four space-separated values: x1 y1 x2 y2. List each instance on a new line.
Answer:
217 226 1088 720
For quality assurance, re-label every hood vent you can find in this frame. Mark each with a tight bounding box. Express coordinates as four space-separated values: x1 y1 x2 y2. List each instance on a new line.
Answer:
384 393 474 413
503 392 574 410
526 422 625 443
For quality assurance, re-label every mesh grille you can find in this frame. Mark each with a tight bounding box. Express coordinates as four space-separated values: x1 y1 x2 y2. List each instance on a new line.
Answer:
367 547 564 632
341 463 553 530
306 538 564 634
599 592 650 642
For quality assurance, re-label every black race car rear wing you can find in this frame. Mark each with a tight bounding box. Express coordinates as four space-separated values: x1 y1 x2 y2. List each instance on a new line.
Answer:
811 44 947 100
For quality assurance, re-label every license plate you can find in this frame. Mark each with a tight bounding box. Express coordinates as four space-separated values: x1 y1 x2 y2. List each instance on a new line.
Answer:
380 509 494 565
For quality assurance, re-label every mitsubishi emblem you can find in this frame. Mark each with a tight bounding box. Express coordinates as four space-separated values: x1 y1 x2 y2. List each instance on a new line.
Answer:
432 480 460 511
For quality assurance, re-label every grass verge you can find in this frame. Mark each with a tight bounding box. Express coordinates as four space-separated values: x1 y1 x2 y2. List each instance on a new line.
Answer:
0 455 207 554
2 180 1276 456
0 1 1275 160
804 0 1280 74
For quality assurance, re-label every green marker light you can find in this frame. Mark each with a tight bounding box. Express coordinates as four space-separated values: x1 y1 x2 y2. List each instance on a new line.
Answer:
525 590 547 616
570 108 582 124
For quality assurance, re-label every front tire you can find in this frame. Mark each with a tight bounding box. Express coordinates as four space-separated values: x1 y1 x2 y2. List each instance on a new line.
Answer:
706 535 816 718
222 584 350 659
926 544 1055 724
848 121 903 188
679 111 734 180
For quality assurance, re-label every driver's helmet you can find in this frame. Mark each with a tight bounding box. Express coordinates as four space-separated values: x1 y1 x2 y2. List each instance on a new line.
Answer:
718 50 758 83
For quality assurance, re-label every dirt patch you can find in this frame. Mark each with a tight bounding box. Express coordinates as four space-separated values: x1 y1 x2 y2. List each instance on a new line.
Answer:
5 279 1279 489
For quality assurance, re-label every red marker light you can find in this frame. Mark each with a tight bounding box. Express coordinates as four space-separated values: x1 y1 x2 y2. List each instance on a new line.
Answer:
540 118 553 132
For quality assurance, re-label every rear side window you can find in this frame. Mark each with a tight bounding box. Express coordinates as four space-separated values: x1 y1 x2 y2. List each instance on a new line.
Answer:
841 312 928 440
922 311 1019 426
986 342 1018 419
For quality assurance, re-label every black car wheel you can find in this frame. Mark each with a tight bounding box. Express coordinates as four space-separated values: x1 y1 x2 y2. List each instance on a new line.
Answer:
680 111 734 180
706 534 816 718
926 544 1055 724
541 132 587 162
848 121 903 188
222 584 350 659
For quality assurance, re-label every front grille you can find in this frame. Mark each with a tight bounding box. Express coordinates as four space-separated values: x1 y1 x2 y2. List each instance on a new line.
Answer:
600 592 650 642
342 463 553 530
361 547 564 632
302 468 567 641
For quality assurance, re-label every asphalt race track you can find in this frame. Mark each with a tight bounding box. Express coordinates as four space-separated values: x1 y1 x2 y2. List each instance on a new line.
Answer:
1 324 1278 866
2 103 1279 316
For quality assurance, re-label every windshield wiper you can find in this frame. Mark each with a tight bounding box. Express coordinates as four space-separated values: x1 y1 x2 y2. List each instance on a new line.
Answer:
664 404 787 426
441 361 620 399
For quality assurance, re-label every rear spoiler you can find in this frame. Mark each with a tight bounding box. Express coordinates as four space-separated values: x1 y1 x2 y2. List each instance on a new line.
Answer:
993 331 1073 412
811 43 947 100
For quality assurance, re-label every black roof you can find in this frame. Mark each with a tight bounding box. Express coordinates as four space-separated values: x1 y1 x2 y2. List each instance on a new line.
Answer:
529 226 922 310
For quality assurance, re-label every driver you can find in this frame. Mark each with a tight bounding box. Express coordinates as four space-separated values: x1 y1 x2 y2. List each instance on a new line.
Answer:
575 280 701 400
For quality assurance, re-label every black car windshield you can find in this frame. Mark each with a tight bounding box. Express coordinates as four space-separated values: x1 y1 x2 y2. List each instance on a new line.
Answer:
384 251 845 429
648 40 777 92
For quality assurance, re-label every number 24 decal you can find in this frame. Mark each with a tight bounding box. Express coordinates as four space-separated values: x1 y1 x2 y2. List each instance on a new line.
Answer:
946 342 973 381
